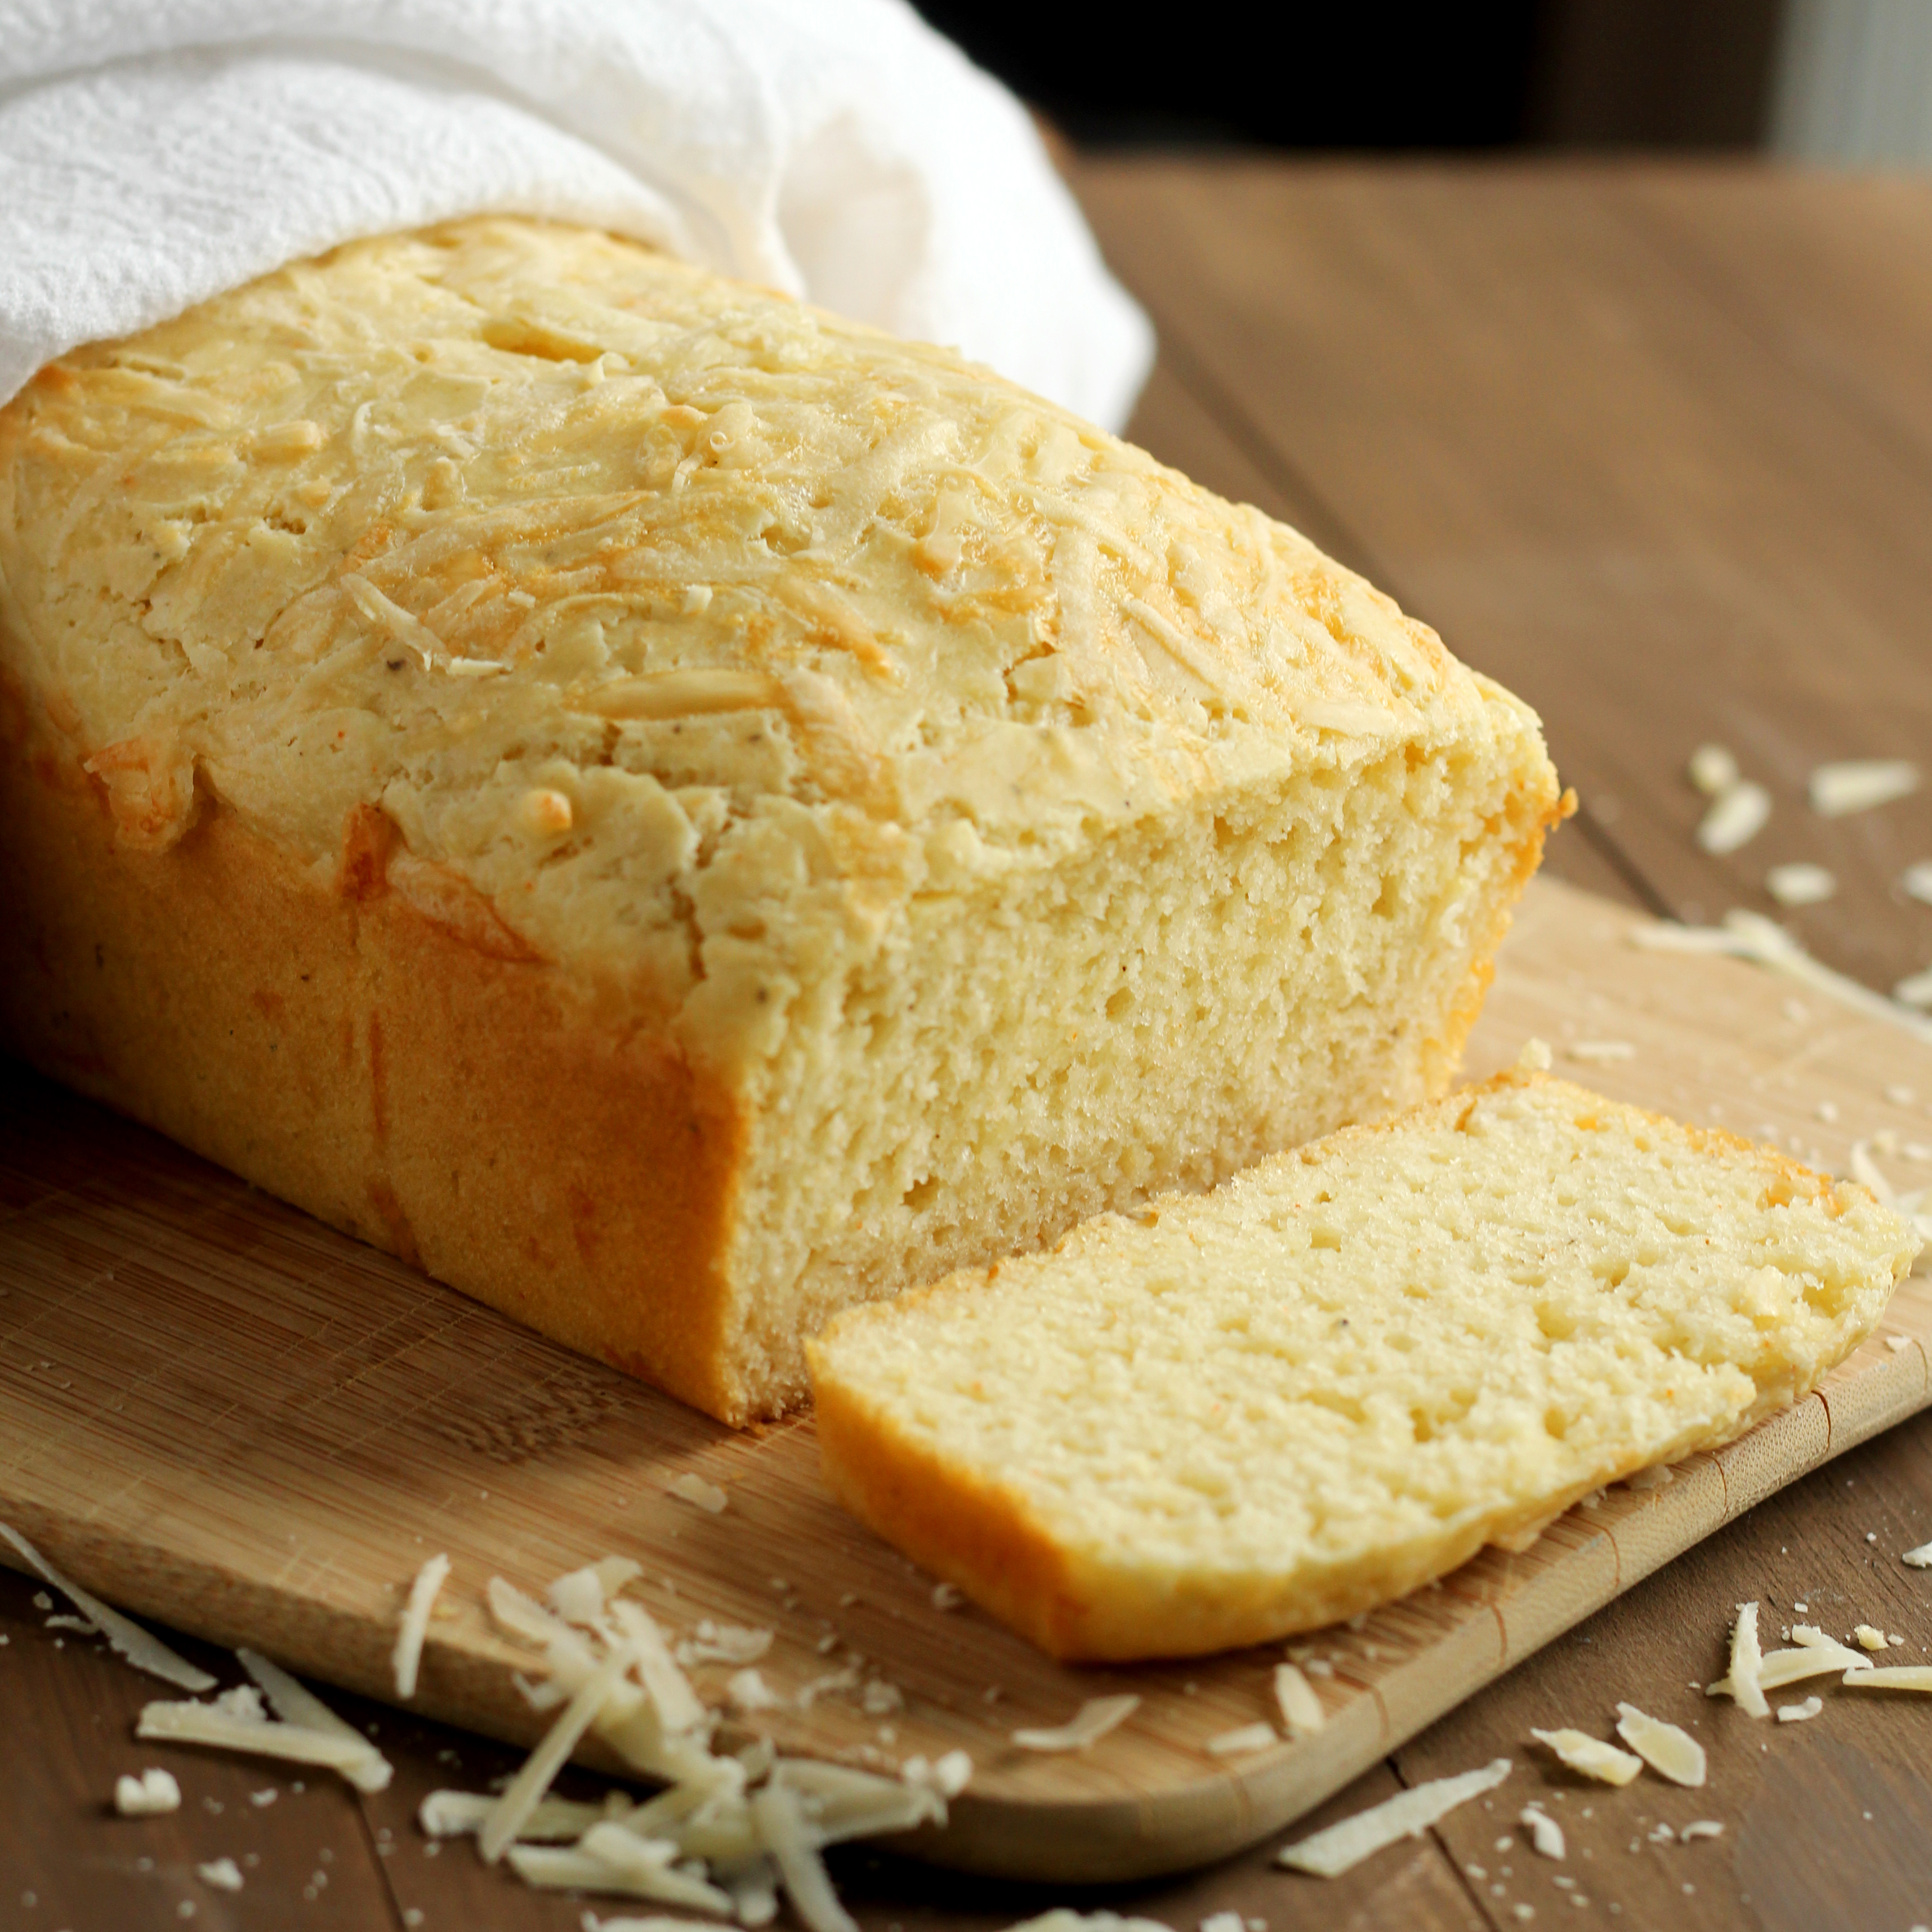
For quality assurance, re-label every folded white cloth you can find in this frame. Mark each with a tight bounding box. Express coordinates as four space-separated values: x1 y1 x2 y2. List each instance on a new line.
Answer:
0 0 1152 427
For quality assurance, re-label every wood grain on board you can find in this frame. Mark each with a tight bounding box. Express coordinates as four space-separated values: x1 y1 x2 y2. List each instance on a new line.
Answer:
6 876 1932 1891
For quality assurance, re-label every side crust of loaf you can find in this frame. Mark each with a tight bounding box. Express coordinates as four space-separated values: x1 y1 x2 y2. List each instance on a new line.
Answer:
0 700 748 1418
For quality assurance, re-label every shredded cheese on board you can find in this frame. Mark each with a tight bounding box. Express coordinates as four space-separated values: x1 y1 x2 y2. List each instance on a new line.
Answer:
1205 1722 1278 1757
1011 1694 1140 1752
1274 1662 1327 1739
392 1552 450 1701
666 1473 729 1514
0 1521 215 1692
1276 1759 1511 1877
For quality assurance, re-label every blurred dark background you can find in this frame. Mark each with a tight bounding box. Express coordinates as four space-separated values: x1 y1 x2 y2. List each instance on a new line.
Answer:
914 0 1788 151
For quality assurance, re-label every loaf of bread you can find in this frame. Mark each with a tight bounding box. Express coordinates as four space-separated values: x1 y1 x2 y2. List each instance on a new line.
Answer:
0 217 1564 1424
809 1064 1916 1659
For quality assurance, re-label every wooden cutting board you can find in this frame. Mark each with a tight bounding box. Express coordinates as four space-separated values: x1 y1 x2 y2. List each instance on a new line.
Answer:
3 876 1930 1885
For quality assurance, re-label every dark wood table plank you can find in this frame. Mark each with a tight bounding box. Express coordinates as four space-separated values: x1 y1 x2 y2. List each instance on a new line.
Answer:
0 1568 400 1929
1077 158 1932 993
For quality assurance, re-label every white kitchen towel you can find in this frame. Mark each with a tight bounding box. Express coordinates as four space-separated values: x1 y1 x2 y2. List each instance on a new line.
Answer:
0 0 1153 428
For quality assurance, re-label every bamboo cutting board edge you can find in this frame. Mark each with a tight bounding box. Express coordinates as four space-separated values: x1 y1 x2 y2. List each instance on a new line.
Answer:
5 874 1932 1884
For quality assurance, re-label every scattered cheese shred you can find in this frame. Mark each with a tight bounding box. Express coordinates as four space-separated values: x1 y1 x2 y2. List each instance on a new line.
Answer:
1717 1636 1871 1693
583 1919 721 1932
1568 1040 1636 1064
1002 1915 1177 1932
1204 1721 1278 1757
1765 862 1836 908
114 1768 181 1815
420 1788 618 1842
1841 1666 1932 1692
1635 912 1932 1050
751 1782 858 1932
1697 782 1770 855
901 1749 973 1798
1277 1759 1511 1877
1717 1601 1769 1719
666 1473 729 1514
1810 759 1919 818
1679 1820 1724 1842
1688 744 1739 796
675 1621 773 1667
1614 1703 1706 1787
1855 1625 1889 1651
1520 1805 1564 1859
0 1521 216 1693
1776 1696 1823 1723
1274 1662 1326 1740
1529 1729 1642 1786
728 1668 780 1712
137 1698 388 1780
236 1648 392 1792
1012 1694 1141 1752
392 1552 451 1702
481 1640 637 1863
1903 1543 1932 1569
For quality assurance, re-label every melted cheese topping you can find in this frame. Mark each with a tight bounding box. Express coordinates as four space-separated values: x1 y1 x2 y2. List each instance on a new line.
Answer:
0 216 1502 1069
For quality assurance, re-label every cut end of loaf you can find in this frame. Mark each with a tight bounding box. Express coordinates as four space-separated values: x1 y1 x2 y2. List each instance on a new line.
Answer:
717 719 1564 1422
808 1071 1916 1658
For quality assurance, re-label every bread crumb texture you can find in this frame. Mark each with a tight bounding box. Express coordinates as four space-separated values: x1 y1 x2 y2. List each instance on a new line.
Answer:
810 1072 1915 1658
0 218 1561 1418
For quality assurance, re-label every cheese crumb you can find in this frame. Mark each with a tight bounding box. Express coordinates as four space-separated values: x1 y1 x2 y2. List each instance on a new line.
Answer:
115 1768 182 1815
1856 1625 1889 1651
1903 1543 1932 1569
1776 1696 1823 1723
1688 745 1739 796
1529 1730 1642 1786
1697 782 1770 854
1679 1820 1723 1841
1520 1806 1565 1859
1766 863 1836 908
196 1859 243 1892
931 1583 962 1610
666 1473 729 1514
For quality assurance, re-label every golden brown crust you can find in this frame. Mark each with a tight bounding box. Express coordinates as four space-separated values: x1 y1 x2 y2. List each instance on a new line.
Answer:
0 696 750 1420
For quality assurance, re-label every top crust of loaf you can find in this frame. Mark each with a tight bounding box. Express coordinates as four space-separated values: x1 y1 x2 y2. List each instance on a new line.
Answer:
0 217 1555 1078
808 1070 1917 1659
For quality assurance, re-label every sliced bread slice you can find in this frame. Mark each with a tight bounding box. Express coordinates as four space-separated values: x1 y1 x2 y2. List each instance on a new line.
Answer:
807 1062 1917 1660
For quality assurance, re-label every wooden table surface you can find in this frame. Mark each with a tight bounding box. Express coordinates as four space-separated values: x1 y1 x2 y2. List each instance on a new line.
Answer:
11 157 1932 1927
